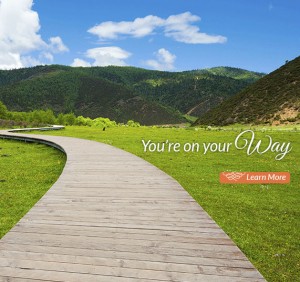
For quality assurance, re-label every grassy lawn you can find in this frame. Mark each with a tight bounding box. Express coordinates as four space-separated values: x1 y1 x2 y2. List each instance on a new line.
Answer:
1 125 299 281
0 138 66 238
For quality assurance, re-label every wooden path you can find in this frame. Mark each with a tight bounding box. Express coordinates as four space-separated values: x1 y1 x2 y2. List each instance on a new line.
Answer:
0 129 265 281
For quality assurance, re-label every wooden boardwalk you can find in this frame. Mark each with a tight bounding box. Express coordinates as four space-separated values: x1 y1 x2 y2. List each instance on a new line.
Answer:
0 130 265 281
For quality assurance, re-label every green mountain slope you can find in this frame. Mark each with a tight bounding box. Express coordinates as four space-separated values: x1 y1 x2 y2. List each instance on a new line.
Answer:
0 66 184 125
0 65 263 125
195 66 264 81
195 56 300 125
79 66 264 117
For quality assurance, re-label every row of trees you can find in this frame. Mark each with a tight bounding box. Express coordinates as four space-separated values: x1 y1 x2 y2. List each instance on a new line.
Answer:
0 101 140 128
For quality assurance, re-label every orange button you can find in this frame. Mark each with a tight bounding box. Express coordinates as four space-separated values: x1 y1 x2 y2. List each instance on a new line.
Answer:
220 172 290 184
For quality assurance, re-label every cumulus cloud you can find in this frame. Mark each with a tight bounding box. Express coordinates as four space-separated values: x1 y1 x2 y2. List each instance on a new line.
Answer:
40 52 54 62
48 36 69 53
0 0 68 69
164 12 227 44
146 48 176 71
71 58 91 67
86 47 131 66
0 53 23 70
21 55 43 67
72 47 131 67
88 12 226 44
88 15 164 40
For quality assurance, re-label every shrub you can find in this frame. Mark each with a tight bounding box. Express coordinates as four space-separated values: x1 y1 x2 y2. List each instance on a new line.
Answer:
63 113 76 125
93 117 117 128
75 116 93 126
0 101 9 119
126 120 140 127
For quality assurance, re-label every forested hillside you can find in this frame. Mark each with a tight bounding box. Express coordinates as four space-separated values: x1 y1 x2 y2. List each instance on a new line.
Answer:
0 66 183 125
0 65 263 125
195 56 300 125
80 66 264 116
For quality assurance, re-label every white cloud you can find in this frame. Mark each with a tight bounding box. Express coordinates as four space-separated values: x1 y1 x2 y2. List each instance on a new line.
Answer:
164 12 227 44
48 36 69 53
0 0 44 69
21 55 43 67
72 47 131 67
88 15 164 40
0 0 68 69
88 12 227 44
40 52 54 62
87 47 131 66
146 48 176 71
0 0 45 52
0 52 23 70
71 58 91 67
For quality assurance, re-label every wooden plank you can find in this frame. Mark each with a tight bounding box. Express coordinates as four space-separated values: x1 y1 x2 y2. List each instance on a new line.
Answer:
21 211 214 223
0 243 255 268
0 130 266 281
12 223 230 239
10 225 234 245
3 232 240 253
0 250 261 278
7 219 226 233
0 258 265 281
1 236 245 260
24 208 211 220
20 215 219 228
0 277 54 282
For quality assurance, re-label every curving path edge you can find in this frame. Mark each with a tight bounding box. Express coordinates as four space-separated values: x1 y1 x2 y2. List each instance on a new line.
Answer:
0 128 265 281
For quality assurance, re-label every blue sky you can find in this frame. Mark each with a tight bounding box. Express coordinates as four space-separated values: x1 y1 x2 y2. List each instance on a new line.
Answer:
0 0 299 73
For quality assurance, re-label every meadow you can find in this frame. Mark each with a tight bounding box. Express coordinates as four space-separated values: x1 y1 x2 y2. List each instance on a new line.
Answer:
1 125 299 281
0 139 66 238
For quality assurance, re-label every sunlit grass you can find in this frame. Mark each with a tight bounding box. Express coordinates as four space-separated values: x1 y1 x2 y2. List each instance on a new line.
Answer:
0 139 66 238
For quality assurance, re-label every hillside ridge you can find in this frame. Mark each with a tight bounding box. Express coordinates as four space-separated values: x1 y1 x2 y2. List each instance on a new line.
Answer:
0 65 264 125
194 56 300 126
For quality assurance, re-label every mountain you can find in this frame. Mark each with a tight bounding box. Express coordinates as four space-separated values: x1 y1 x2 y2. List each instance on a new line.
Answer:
0 65 263 125
0 66 184 125
194 56 300 126
83 66 264 117
193 67 264 82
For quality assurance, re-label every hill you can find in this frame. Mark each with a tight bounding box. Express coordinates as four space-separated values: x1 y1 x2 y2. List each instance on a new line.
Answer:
195 67 264 82
0 65 263 125
0 66 184 125
195 56 300 125
81 66 264 117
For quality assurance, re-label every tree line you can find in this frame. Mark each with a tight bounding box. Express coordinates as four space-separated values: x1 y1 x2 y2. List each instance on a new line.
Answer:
0 101 140 128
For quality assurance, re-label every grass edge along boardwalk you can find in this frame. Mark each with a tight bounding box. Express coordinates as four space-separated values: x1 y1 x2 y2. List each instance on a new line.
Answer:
0 129 265 281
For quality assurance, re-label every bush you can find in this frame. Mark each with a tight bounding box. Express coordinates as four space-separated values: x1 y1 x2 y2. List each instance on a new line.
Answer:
0 101 9 119
75 116 93 126
0 100 141 129
92 117 117 128
63 113 76 125
126 120 140 127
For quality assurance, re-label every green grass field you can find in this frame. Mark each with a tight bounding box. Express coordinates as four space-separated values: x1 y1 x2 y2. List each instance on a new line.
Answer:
1 126 299 281
0 139 66 238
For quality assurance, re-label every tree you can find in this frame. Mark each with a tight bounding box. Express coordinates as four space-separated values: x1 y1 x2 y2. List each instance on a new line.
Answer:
63 113 76 125
127 120 140 127
0 101 8 119
75 116 93 126
57 113 64 125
